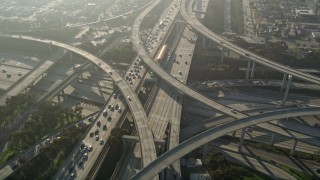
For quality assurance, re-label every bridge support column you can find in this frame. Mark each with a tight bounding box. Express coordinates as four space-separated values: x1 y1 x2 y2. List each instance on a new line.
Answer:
122 140 127 150
57 94 61 103
202 143 208 159
290 140 298 156
250 61 255 78
245 60 252 80
220 47 224 64
48 44 53 52
270 132 275 145
238 128 245 152
232 131 236 137
202 35 207 49
160 170 165 180
282 75 292 105
280 74 288 93
69 51 73 60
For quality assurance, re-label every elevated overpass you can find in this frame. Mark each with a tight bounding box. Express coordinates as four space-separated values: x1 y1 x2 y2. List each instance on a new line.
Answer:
132 0 248 119
131 107 320 179
180 0 320 85
1 35 157 167
181 107 320 148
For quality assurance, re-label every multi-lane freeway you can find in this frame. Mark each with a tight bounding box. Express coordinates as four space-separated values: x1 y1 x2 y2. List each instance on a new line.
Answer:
2 0 320 179
181 0 320 85
117 0 183 179
131 0 248 119
1 35 157 169
131 107 320 179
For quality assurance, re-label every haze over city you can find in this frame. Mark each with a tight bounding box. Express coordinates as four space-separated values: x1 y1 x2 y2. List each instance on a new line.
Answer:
0 0 320 179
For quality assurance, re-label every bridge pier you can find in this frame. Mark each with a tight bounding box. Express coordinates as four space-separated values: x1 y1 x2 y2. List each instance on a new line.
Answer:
250 61 255 78
57 94 61 103
48 44 53 52
282 75 292 105
238 128 245 152
270 132 275 145
69 51 73 60
232 131 236 137
57 90 65 103
202 143 208 159
202 35 207 49
290 140 298 156
280 74 288 93
245 60 252 80
220 47 224 64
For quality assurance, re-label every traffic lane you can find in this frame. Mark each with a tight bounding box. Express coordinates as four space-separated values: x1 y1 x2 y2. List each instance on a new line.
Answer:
131 107 320 179
5 35 157 169
132 17 248 119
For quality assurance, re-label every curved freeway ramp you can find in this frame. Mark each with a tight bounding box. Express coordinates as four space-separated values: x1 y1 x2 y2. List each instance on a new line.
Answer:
131 107 320 179
1 35 157 167
181 107 320 148
132 0 247 119
180 0 320 85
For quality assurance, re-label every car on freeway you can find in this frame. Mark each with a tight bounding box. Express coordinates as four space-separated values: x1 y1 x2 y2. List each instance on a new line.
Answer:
80 142 85 149
99 139 104 145
70 172 75 177
78 160 83 167
83 153 88 161
231 109 237 114
103 110 108 117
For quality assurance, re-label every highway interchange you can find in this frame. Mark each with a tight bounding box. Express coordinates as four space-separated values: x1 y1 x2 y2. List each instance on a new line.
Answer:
1 34 158 177
132 0 249 119
132 107 320 179
1 0 320 179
